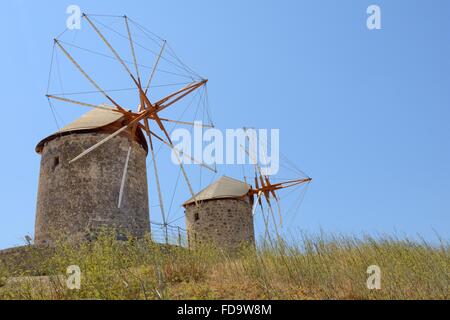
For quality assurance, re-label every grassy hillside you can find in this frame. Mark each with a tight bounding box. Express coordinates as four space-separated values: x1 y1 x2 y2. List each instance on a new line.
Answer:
0 232 448 300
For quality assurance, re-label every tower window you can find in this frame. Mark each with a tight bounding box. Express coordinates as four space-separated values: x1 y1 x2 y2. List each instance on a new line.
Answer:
52 156 60 171
194 213 200 222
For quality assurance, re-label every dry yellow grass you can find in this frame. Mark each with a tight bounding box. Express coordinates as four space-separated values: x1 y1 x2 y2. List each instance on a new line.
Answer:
0 232 448 300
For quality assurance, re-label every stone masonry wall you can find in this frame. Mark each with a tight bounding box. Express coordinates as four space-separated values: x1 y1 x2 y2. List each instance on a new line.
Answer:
185 199 255 250
35 133 150 245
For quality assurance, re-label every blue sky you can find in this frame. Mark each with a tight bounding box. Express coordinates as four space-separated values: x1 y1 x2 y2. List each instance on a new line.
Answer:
0 0 449 249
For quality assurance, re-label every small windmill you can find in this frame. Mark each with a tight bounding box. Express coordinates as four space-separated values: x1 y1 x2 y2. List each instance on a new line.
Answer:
45 14 216 233
248 167 312 240
241 128 312 240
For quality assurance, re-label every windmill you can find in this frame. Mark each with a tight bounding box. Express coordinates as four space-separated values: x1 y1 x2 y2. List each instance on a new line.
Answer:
242 128 312 241
45 13 216 240
248 167 312 241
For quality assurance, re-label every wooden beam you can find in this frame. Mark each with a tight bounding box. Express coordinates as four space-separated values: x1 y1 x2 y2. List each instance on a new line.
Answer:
249 178 312 195
118 146 132 209
155 80 207 107
124 15 141 82
69 111 149 164
54 39 127 113
148 130 200 206
157 118 214 128
148 133 167 226
46 95 127 114
83 14 134 79
83 13 155 115
149 130 216 173
145 40 166 94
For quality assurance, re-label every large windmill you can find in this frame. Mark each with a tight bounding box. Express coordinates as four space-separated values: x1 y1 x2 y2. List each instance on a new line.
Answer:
44 13 216 239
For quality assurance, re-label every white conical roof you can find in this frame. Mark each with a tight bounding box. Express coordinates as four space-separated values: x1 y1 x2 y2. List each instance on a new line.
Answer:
183 176 251 206
57 105 124 133
36 105 148 154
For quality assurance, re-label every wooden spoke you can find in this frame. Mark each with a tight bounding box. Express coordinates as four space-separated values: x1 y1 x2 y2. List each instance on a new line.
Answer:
252 191 270 242
54 39 127 113
155 80 207 111
254 172 263 207
118 146 132 209
265 197 281 239
147 130 201 206
262 204 271 242
46 95 126 114
157 118 214 128
266 178 312 190
70 126 129 164
265 176 278 200
145 40 166 94
69 111 148 164
264 176 282 226
83 14 135 80
124 15 141 82
124 15 147 113
274 197 283 228
149 130 216 173
148 133 167 226
83 13 155 114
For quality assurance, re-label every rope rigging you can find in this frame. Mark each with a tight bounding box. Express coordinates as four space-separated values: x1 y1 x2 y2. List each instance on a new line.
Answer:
89 15 200 79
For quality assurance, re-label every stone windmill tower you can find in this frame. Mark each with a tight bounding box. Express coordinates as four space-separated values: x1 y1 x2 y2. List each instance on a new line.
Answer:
183 176 255 249
184 172 312 250
35 107 150 245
